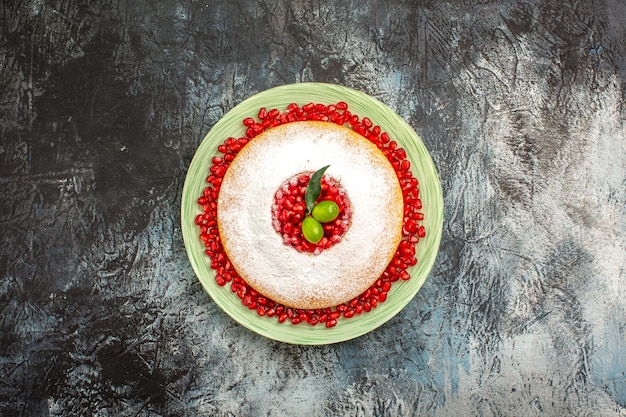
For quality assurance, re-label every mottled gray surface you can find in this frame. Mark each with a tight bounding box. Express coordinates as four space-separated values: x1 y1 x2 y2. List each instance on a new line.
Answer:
1 0 625 415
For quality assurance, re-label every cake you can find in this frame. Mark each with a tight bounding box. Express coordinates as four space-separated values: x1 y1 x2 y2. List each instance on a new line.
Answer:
217 121 404 310
195 100 426 327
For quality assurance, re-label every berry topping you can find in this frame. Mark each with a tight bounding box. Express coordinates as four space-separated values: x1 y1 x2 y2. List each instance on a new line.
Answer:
271 173 352 253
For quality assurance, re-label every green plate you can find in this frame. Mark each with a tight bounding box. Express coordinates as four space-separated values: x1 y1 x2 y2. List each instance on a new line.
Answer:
181 83 443 345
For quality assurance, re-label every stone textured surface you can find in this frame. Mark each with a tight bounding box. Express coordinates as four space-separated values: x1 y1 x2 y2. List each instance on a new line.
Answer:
1 0 625 415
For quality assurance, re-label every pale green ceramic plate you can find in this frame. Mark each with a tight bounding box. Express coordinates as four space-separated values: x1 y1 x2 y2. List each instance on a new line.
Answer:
181 83 443 345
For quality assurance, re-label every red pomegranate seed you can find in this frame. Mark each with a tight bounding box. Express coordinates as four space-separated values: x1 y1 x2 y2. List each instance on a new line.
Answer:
252 123 264 134
268 108 280 119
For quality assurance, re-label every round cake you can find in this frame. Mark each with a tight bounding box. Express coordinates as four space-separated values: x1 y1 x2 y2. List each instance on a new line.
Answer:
217 121 404 310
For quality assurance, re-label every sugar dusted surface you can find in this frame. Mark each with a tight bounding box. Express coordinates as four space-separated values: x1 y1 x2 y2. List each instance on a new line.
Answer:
217 121 404 309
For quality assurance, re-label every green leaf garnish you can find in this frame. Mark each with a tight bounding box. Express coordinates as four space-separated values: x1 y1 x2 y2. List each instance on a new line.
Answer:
305 165 330 213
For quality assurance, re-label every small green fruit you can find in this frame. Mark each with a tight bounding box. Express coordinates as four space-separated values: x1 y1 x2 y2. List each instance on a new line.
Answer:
312 200 340 223
302 216 324 243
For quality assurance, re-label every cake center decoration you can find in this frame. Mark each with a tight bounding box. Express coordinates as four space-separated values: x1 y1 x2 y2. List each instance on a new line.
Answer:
271 165 352 253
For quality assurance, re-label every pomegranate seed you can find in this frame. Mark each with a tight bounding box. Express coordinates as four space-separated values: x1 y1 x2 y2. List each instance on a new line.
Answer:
252 123 264 134
353 124 366 136
268 108 280 119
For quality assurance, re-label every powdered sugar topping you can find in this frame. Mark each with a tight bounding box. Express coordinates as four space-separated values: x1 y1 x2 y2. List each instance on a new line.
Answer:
217 121 404 309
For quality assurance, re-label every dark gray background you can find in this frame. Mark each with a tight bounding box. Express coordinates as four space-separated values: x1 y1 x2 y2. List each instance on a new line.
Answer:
1 0 625 416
